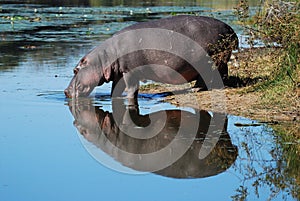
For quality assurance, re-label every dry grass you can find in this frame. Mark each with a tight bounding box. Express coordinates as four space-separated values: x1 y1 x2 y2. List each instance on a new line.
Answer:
140 47 300 123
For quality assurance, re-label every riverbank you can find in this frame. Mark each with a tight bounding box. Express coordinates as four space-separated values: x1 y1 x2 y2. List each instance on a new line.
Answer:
140 47 300 124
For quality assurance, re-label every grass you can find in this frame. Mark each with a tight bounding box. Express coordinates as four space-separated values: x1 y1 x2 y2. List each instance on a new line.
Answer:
141 1 299 129
235 0 299 122
236 2 300 194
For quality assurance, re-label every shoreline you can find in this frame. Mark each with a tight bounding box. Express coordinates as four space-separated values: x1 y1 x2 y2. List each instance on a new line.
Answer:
140 47 300 123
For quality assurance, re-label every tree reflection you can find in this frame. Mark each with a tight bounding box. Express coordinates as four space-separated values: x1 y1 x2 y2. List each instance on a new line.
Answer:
231 124 300 200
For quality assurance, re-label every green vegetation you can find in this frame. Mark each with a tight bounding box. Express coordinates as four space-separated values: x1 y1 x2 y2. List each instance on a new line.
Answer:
234 1 300 199
254 0 299 112
235 0 299 122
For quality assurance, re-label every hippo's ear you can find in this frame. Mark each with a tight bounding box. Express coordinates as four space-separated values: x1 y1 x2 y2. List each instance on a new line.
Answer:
103 66 112 81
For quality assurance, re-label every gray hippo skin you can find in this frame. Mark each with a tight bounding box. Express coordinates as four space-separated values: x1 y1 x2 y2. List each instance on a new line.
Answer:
64 15 238 103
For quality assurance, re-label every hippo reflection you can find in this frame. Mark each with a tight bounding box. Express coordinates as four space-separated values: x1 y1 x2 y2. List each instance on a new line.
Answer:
67 99 237 178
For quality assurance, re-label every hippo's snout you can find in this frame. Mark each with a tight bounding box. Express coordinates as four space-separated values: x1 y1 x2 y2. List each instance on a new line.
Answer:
64 88 72 98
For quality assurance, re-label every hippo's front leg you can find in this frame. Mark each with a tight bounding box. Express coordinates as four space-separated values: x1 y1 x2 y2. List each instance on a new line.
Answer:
111 77 126 97
123 72 139 106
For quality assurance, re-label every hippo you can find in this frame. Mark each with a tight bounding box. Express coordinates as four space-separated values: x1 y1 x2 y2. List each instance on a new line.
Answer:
67 99 238 178
64 15 238 104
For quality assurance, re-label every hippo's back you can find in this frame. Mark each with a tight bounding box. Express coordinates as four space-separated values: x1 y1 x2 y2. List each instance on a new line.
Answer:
118 15 238 54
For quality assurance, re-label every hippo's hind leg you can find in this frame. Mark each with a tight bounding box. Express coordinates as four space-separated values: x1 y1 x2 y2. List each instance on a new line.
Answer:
193 60 229 91
218 61 229 82
193 75 208 91
216 48 232 83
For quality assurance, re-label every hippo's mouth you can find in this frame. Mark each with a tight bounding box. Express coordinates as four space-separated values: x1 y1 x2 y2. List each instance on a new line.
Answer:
64 89 72 98
64 87 93 98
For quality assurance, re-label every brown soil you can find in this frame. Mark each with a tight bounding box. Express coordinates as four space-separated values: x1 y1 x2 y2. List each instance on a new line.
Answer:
140 47 300 123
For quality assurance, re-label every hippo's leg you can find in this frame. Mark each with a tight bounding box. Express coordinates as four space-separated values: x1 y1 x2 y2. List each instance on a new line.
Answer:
217 50 232 82
123 72 139 106
218 61 229 81
194 75 208 91
193 58 229 92
111 77 126 97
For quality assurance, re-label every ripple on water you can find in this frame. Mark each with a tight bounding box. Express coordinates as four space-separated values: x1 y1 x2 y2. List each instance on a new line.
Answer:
37 90 67 102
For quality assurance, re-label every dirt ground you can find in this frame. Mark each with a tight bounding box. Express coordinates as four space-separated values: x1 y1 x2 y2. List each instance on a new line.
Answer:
140 47 300 123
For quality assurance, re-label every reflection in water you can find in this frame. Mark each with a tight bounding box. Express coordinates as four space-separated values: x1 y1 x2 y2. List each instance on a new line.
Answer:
67 98 237 178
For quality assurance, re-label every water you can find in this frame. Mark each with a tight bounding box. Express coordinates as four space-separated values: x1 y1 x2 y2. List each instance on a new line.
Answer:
0 1 299 201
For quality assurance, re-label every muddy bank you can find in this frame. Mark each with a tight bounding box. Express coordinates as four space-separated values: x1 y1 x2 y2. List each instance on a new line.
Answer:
140 47 300 123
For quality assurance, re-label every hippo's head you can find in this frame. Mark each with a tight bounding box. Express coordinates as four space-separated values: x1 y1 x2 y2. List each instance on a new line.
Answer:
64 65 105 98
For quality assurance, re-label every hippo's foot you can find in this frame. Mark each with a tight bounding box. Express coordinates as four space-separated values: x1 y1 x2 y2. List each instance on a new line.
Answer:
127 97 139 107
